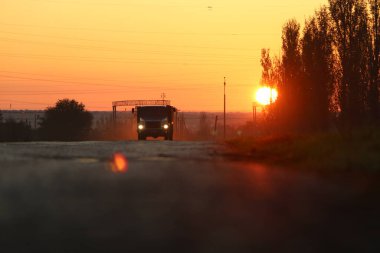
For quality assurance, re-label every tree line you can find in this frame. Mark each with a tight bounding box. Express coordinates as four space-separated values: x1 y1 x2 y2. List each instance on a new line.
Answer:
261 0 379 132
0 99 93 142
0 114 33 142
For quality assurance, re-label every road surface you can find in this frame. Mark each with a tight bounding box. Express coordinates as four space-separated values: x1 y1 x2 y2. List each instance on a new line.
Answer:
0 141 379 252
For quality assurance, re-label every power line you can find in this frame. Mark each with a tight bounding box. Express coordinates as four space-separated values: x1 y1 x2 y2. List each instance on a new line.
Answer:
0 99 50 106
0 30 262 51
0 74 240 89
0 52 256 66
0 50 259 62
0 74 254 90
0 22 272 36
0 69 241 81
29 0 203 8
0 37 114 52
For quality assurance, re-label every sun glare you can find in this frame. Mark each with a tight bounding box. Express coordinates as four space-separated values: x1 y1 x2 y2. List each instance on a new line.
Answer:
255 87 278 106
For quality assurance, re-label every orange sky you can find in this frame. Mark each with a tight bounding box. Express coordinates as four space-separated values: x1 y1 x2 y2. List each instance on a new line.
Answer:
0 0 327 112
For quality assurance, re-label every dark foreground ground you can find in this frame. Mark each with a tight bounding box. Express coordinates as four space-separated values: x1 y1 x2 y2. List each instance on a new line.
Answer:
0 141 379 253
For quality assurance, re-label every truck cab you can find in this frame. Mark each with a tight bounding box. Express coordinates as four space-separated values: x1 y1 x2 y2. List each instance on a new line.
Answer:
134 105 177 140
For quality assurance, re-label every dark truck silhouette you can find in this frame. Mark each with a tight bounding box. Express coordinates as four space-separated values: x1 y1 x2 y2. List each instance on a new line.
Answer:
134 105 177 140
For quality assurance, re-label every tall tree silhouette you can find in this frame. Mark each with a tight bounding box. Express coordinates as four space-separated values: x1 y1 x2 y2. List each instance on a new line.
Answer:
260 49 282 123
260 0 379 133
260 49 274 86
40 99 93 141
301 7 335 130
369 0 380 122
280 19 303 129
329 0 371 127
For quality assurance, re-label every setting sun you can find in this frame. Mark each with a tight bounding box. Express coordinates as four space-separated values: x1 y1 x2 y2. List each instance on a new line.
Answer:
255 87 278 106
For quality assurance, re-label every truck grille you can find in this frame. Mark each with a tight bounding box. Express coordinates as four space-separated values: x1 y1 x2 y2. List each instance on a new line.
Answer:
145 121 161 129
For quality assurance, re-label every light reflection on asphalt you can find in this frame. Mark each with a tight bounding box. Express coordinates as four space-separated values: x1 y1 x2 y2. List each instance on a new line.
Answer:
110 152 129 173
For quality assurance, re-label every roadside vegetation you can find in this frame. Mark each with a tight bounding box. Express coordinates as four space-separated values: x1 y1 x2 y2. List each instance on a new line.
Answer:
0 117 33 142
0 99 93 142
226 128 380 173
259 0 379 132
224 0 380 173
39 99 93 141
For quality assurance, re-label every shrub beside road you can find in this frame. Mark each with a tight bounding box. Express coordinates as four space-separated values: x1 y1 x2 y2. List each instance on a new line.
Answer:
226 128 380 173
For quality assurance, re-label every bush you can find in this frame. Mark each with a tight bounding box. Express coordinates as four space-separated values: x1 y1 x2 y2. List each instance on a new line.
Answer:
39 99 93 141
0 118 32 142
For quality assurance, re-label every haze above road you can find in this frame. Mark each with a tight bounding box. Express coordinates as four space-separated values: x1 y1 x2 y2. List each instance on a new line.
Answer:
0 141 379 252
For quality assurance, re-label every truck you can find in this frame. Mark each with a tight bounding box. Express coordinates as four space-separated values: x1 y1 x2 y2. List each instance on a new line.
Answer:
133 105 177 140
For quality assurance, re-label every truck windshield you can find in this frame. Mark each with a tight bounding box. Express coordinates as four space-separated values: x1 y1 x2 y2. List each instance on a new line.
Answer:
139 106 168 121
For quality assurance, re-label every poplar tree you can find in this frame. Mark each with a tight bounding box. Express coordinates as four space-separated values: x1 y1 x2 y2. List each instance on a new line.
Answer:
329 0 371 127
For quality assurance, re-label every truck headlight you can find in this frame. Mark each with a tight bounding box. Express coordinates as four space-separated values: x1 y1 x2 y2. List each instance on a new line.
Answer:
138 124 144 130
163 124 169 129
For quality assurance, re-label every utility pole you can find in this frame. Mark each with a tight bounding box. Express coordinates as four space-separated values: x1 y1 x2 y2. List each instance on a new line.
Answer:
224 77 226 139
253 102 257 135
214 115 218 135
161 93 166 103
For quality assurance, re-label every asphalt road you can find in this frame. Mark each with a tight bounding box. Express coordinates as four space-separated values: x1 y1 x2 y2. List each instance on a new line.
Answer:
0 141 379 253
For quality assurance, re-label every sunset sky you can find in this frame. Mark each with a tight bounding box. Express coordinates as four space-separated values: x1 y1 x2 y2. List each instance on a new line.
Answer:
0 0 327 112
